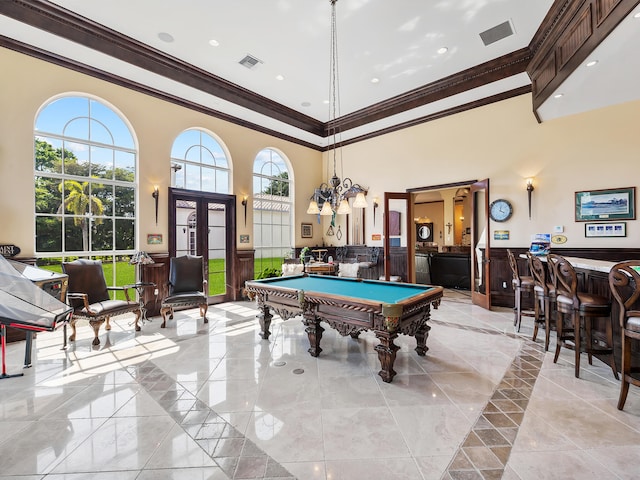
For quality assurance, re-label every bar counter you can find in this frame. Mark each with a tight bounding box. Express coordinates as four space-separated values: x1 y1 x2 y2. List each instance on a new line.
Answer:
525 254 639 376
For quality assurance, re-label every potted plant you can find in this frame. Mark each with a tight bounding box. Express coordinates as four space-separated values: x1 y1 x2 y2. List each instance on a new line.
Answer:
300 246 312 264
256 266 281 279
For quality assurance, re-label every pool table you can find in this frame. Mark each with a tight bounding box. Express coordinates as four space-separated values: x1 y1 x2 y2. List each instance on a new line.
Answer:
245 274 443 383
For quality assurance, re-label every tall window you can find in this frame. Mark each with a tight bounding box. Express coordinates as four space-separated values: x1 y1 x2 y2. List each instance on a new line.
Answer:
34 96 136 286
253 148 293 271
171 129 230 192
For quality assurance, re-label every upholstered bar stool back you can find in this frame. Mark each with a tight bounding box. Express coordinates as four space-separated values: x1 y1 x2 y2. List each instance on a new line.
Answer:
550 254 618 379
527 252 555 351
608 260 640 410
506 249 536 333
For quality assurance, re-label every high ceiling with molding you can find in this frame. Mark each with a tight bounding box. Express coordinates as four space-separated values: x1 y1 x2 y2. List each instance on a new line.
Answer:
1 1 639 148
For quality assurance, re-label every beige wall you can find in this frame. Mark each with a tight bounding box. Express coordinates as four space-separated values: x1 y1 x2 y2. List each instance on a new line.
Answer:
0 48 323 256
2 47 639 256
329 94 640 249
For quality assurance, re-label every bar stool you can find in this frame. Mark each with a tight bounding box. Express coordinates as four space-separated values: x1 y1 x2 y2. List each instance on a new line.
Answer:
608 260 640 410
527 252 555 351
550 254 618 379
506 249 536 332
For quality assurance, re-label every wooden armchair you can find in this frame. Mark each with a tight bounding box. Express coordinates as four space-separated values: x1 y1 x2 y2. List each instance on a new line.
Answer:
160 255 208 328
62 259 141 346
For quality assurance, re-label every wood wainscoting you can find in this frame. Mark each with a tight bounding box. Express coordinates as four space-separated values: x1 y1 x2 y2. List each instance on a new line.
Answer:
490 247 640 309
234 249 255 300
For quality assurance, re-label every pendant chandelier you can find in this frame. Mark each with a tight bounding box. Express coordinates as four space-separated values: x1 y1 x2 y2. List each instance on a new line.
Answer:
307 0 368 217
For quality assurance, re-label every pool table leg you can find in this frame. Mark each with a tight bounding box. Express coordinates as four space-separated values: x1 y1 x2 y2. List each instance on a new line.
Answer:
414 322 431 356
374 331 400 383
257 304 272 340
302 311 324 357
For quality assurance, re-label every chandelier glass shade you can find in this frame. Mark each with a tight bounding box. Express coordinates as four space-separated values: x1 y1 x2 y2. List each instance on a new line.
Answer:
307 0 368 217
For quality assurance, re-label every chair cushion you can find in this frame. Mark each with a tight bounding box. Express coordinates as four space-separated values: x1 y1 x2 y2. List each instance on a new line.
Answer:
625 313 640 333
577 292 610 309
77 299 139 318
163 292 207 307
556 292 610 313
513 276 535 289
338 263 359 278
282 263 304 276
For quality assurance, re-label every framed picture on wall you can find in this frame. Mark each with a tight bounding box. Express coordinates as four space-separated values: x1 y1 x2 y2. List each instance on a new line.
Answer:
585 222 626 237
575 187 636 221
301 223 313 238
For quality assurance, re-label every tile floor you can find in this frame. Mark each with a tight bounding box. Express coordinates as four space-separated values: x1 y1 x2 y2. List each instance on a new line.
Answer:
1 289 639 480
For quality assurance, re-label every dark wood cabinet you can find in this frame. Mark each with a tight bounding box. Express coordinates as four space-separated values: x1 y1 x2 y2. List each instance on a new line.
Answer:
142 254 169 317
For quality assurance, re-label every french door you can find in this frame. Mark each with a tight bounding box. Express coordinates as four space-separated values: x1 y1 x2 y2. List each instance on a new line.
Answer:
471 179 491 309
382 192 413 282
168 188 236 303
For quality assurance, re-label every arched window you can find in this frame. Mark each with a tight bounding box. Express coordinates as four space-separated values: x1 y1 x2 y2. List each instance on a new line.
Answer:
34 95 137 284
171 129 230 193
253 148 293 271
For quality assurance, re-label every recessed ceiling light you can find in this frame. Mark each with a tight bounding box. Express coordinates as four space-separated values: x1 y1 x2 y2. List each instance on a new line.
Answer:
554 93 564 99
158 32 174 43
208 39 219 47
586 60 598 67
437 47 448 55
301 101 311 107
370 77 380 84
323 100 329 104
634 11 640 18
276 74 285 81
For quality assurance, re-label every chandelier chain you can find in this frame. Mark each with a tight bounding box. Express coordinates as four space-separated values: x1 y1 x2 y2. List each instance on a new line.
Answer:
306 0 368 217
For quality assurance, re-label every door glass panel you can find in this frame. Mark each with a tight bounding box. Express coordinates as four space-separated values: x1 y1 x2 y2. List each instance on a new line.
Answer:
473 189 487 295
176 200 197 257
388 199 406 247
208 202 226 296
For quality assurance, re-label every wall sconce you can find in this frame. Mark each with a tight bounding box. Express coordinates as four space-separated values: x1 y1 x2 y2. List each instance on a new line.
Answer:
526 178 535 219
152 185 159 225
373 198 379 226
241 195 248 226
446 222 452 234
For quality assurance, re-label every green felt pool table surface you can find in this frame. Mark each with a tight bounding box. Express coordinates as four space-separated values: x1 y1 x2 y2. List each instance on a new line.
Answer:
250 275 436 305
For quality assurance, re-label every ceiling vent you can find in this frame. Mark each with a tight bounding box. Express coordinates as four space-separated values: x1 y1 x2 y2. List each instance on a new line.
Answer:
479 21 514 46
239 54 263 69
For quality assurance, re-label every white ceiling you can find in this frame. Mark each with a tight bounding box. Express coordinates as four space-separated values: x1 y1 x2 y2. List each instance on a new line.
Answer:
2 0 639 146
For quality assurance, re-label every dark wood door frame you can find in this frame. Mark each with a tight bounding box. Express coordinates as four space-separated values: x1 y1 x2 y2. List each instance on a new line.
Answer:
168 188 237 303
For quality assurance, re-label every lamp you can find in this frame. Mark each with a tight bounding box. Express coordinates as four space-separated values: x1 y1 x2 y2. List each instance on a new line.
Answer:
129 250 154 282
306 0 368 217
526 178 535 219
241 195 248 226
152 185 159 225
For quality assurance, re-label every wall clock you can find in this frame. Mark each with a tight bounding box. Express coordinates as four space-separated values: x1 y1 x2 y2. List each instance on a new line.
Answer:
489 199 513 222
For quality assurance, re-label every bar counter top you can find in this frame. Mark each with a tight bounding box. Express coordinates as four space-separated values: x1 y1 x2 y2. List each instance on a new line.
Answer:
521 254 616 273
